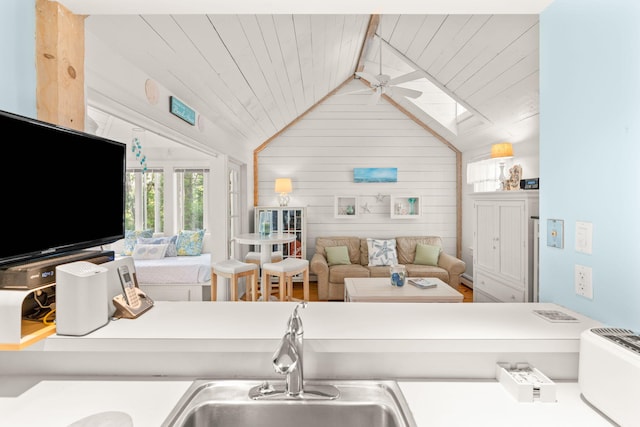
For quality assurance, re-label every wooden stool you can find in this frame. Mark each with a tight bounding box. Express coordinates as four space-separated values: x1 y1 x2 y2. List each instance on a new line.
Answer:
261 258 309 302
243 251 283 300
244 250 283 266
211 259 259 301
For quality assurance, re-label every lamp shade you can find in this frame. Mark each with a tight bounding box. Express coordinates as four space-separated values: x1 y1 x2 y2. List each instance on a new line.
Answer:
274 178 292 194
490 142 513 158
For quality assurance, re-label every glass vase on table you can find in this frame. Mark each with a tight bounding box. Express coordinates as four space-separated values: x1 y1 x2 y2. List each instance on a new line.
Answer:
259 212 272 236
390 265 406 287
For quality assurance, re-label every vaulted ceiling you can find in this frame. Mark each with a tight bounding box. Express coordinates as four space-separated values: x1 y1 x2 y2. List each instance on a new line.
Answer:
57 1 547 155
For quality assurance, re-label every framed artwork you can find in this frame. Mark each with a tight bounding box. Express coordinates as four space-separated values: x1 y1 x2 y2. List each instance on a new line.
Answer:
353 167 397 183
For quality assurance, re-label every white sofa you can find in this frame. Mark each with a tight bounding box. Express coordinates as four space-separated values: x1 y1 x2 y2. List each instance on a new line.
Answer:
108 233 211 301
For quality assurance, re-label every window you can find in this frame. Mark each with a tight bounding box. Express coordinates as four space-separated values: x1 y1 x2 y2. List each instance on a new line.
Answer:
228 166 241 259
125 168 164 232
466 158 514 193
175 168 209 231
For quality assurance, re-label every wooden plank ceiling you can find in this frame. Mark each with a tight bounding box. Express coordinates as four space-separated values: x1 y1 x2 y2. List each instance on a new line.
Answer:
81 12 539 154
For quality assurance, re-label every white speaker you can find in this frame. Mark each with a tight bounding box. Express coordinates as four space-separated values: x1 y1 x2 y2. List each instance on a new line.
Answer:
55 261 109 336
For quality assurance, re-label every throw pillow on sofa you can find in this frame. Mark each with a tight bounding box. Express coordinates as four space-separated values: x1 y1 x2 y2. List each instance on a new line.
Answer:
176 229 206 256
326 246 351 266
414 243 441 266
366 238 398 266
137 235 178 257
132 243 168 260
123 229 153 255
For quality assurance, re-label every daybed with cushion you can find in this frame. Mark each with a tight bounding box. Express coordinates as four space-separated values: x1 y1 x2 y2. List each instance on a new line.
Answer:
310 236 466 301
109 229 211 301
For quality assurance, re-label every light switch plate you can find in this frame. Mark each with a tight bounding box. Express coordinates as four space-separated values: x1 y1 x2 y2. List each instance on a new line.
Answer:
547 219 564 248
576 221 593 254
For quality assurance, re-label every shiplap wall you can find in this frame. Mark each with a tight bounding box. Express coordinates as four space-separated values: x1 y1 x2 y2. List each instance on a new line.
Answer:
256 79 458 260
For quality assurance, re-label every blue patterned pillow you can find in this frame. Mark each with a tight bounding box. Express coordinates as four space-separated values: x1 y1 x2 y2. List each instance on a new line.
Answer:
123 229 153 255
176 230 206 256
366 238 398 266
137 235 178 257
132 243 168 260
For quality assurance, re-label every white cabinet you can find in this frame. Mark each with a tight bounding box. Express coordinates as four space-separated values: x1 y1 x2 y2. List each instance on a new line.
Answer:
471 191 539 302
254 207 306 261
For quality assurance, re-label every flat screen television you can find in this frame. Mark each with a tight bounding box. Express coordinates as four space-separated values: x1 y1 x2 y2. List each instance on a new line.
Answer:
0 109 126 268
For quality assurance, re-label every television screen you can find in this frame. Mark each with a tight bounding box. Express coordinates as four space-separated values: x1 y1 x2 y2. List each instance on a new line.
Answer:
0 109 126 268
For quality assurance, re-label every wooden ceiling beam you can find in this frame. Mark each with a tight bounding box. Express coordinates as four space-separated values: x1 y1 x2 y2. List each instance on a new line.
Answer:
354 14 379 74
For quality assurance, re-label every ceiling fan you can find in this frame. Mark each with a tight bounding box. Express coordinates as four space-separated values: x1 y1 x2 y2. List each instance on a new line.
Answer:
349 23 424 104
355 68 423 104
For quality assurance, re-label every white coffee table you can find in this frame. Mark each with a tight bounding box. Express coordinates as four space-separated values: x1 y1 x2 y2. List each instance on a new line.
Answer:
344 277 463 303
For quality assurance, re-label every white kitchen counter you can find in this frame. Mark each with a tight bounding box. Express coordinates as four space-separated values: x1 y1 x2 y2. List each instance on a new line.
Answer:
0 302 603 379
399 380 614 426
39 301 598 345
0 378 614 427
0 301 612 426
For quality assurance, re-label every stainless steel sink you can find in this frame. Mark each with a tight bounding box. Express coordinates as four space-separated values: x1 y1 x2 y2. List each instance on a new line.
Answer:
161 379 417 427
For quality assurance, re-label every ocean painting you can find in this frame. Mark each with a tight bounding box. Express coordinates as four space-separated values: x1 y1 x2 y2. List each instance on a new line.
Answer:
353 167 398 183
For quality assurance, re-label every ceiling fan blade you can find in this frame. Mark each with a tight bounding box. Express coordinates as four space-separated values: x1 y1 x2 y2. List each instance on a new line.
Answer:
391 86 423 99
388 70 424 86
355 71 381 86
368 88 382 105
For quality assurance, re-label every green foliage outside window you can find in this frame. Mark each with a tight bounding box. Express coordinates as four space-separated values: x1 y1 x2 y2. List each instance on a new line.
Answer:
181 171 204 230
125 170 164 232
125 172 136 231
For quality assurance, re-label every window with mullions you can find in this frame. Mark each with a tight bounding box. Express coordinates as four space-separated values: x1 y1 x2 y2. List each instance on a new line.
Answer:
125 168 164 232
175 168 209 231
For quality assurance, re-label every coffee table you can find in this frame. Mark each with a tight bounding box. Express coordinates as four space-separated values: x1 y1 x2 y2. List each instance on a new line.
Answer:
344 277 463 303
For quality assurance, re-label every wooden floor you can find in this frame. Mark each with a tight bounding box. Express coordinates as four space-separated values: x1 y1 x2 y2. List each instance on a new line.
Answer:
286 282 474 302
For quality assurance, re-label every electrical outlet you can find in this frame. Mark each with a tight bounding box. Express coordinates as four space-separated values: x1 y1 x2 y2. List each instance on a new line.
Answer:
575 264 593 299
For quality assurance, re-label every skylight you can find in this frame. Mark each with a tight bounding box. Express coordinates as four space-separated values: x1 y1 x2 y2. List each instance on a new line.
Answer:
370 37 468 135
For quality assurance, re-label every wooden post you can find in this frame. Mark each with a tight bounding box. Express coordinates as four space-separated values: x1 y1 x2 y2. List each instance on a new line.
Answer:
35 0 86 131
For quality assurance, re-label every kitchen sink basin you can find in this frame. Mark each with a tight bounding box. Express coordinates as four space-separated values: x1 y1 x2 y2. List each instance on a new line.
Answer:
161 379 417 427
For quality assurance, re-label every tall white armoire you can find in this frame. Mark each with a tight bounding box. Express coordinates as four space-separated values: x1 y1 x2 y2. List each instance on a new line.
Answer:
471 191 539 302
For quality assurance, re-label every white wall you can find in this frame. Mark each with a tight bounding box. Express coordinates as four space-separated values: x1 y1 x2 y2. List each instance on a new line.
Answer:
84 26 254 267
256 79 460 260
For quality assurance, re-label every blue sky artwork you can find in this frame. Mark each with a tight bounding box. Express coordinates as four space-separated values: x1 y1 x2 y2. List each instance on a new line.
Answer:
353 167 398 183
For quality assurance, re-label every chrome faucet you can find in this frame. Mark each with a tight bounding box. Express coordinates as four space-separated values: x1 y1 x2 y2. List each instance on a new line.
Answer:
249 302 339 400
272 301 306 395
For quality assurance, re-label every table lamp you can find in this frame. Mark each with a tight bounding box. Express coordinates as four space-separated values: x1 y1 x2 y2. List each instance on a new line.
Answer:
275 178 292 206
490 142 513 190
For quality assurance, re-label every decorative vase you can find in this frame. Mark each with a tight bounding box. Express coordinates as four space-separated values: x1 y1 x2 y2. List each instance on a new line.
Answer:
408 198 417 215
259 212 271 235
390 265 407 287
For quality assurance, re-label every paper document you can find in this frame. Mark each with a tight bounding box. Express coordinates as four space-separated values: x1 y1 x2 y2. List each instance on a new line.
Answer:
408 278 438 289
532 310 579 323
